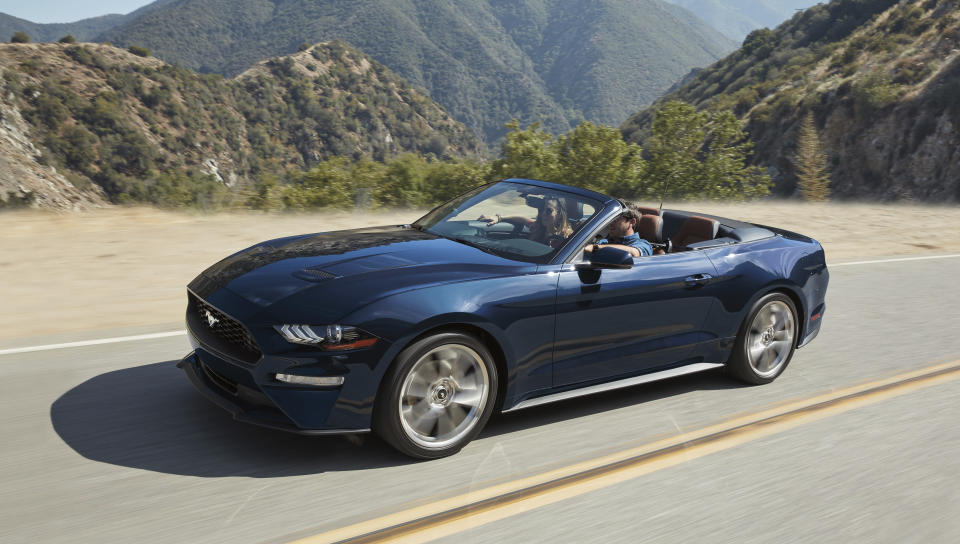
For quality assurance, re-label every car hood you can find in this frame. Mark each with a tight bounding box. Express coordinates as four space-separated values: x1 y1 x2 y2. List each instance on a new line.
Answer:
189 225 531 319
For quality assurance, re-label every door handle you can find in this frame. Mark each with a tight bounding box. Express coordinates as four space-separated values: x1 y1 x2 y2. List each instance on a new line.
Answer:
684 273 713 287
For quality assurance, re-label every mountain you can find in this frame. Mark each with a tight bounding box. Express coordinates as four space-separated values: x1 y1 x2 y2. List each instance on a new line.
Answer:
0 13 125 43
662 0 819 42
93 0 735 142
622 0 960 202
0 1 178 43
0 41 480 208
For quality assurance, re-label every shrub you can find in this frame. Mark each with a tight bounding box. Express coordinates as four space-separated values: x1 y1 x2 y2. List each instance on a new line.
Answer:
11 32 29 44
127 45 151 58
0 190 35 209
44 125 98 171
59 35 76 44
852 72 903 116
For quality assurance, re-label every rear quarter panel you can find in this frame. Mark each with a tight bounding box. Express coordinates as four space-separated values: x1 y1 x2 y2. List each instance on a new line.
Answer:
700 233 828 357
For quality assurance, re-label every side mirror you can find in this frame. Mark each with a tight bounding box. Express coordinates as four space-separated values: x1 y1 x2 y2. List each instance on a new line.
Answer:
576 246 633 270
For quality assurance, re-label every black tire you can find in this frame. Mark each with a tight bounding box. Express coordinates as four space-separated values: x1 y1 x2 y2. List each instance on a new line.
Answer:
374 332 498 459
726 292 798 385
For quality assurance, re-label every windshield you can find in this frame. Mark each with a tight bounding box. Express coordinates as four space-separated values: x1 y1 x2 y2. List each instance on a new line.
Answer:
414 182 602 264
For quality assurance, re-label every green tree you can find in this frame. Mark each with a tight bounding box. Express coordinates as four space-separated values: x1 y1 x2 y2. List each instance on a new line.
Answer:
58 35 76 44
375 154 428 208
699 110 771 199
11 32 29 44
491 120 558 181
421 160 491 204
646 101 709 199
284 157 358 209
793 111 831 201
554 121 646 196
646 101 770 199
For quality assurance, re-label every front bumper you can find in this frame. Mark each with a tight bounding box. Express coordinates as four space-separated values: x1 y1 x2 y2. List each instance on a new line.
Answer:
179 350 370 435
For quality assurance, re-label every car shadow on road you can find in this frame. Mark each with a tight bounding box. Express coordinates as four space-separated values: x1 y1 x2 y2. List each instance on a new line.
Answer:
51 360 742 477
50 360 411 477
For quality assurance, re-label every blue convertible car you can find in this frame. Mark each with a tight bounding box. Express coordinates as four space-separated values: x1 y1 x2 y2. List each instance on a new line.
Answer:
180 179 828 458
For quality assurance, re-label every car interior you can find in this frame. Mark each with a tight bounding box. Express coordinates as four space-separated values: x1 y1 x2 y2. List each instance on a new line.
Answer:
584 205 776 259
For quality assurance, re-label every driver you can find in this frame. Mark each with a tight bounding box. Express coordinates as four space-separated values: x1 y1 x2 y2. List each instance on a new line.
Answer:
584 207 652 257
479 196 573 246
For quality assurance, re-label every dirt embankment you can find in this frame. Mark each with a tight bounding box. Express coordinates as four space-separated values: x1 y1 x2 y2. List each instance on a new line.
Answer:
2 202 959 342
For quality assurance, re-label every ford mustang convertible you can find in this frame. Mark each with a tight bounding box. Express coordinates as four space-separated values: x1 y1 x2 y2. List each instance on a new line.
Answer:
179 179 829 458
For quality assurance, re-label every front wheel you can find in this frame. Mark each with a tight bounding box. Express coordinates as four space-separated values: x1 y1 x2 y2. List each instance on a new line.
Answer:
726 293 798 385
374 332 497 459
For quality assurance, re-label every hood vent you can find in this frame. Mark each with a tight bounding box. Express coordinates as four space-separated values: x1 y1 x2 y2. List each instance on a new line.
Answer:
292 268 339 282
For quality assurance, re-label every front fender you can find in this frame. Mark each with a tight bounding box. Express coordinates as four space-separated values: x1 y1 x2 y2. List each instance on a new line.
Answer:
342 271 561 409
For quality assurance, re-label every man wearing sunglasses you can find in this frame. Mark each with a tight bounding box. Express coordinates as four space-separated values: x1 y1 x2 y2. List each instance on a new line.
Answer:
583 207 652 257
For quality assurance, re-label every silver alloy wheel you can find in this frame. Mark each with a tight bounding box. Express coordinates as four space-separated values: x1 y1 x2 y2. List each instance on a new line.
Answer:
746 300 796 378
398 344 490 450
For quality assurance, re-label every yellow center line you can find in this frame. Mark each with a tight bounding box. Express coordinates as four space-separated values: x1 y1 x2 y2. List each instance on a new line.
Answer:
287 360 960 544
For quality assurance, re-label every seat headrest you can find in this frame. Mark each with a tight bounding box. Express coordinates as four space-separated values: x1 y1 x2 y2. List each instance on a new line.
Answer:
635 206 660 216
674 215 720 248
637 214 663 242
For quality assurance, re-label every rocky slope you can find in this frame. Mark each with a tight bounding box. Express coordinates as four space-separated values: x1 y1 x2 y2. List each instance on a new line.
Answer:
0 77 107 209
0 41 480 208
623 0 960 202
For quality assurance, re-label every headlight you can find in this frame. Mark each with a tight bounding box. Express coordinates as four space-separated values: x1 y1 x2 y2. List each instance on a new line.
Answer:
274 324 377 350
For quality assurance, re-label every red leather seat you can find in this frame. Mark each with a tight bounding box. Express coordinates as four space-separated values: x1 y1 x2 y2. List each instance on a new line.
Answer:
672 216 719 248
637 214 663 243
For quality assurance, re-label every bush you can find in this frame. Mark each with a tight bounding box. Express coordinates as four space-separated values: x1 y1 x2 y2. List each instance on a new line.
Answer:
0 190 35 209
852 72 903 116
128 45 151 58
45 125 98 170
10 32 29 44
65 46 107 70
59 35 76 44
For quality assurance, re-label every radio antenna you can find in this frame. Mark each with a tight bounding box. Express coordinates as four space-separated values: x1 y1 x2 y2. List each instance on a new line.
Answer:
658 175 669 212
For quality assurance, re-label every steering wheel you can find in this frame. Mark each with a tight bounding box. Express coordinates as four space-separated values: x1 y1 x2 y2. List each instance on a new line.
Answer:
546 235 566 249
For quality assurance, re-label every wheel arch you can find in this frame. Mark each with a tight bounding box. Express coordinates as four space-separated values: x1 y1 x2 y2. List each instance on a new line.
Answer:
374 321 510 415
764 285 807 345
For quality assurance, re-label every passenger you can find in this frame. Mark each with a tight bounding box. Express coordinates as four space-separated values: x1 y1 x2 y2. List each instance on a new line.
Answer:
480 196 573 246
584 207 652 257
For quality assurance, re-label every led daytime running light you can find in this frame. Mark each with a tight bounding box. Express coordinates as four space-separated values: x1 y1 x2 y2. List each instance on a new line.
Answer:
275 324 375 350
275 374 345 386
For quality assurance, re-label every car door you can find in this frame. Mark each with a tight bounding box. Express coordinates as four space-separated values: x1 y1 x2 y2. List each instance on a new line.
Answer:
550 251 719 387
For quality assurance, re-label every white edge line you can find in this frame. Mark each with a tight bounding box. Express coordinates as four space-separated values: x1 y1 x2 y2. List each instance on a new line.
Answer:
831 253 960 267
3 253 959 356
0 330 187 356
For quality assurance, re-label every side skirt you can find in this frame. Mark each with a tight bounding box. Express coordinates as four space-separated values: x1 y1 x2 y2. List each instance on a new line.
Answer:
502 362 725 413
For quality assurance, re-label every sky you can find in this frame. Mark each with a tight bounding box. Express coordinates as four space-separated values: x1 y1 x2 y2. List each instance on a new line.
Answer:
0 1 153 24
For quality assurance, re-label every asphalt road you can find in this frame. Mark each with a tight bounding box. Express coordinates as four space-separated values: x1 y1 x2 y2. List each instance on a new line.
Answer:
2 255 960 543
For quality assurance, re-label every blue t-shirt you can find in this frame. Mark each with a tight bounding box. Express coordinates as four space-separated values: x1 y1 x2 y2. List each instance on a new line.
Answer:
596 232 652 257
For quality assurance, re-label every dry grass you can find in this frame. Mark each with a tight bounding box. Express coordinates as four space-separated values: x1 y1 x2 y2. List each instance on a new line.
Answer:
2 201 959 341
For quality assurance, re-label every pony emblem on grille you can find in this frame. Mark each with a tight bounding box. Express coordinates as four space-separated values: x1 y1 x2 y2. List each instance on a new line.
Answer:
205 309 220 328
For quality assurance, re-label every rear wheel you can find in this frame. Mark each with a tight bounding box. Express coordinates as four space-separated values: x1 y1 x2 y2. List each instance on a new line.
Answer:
374 332 497 459
727 293 798 385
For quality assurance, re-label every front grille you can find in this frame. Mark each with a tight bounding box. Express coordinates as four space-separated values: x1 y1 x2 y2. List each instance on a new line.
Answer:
188 292 262 363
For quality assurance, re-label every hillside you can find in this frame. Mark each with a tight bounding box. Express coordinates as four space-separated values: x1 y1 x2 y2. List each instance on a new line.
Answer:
93 0 735 142
0 1 178 43
0 41 480 208
0 13 124 43
622 0 960 202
